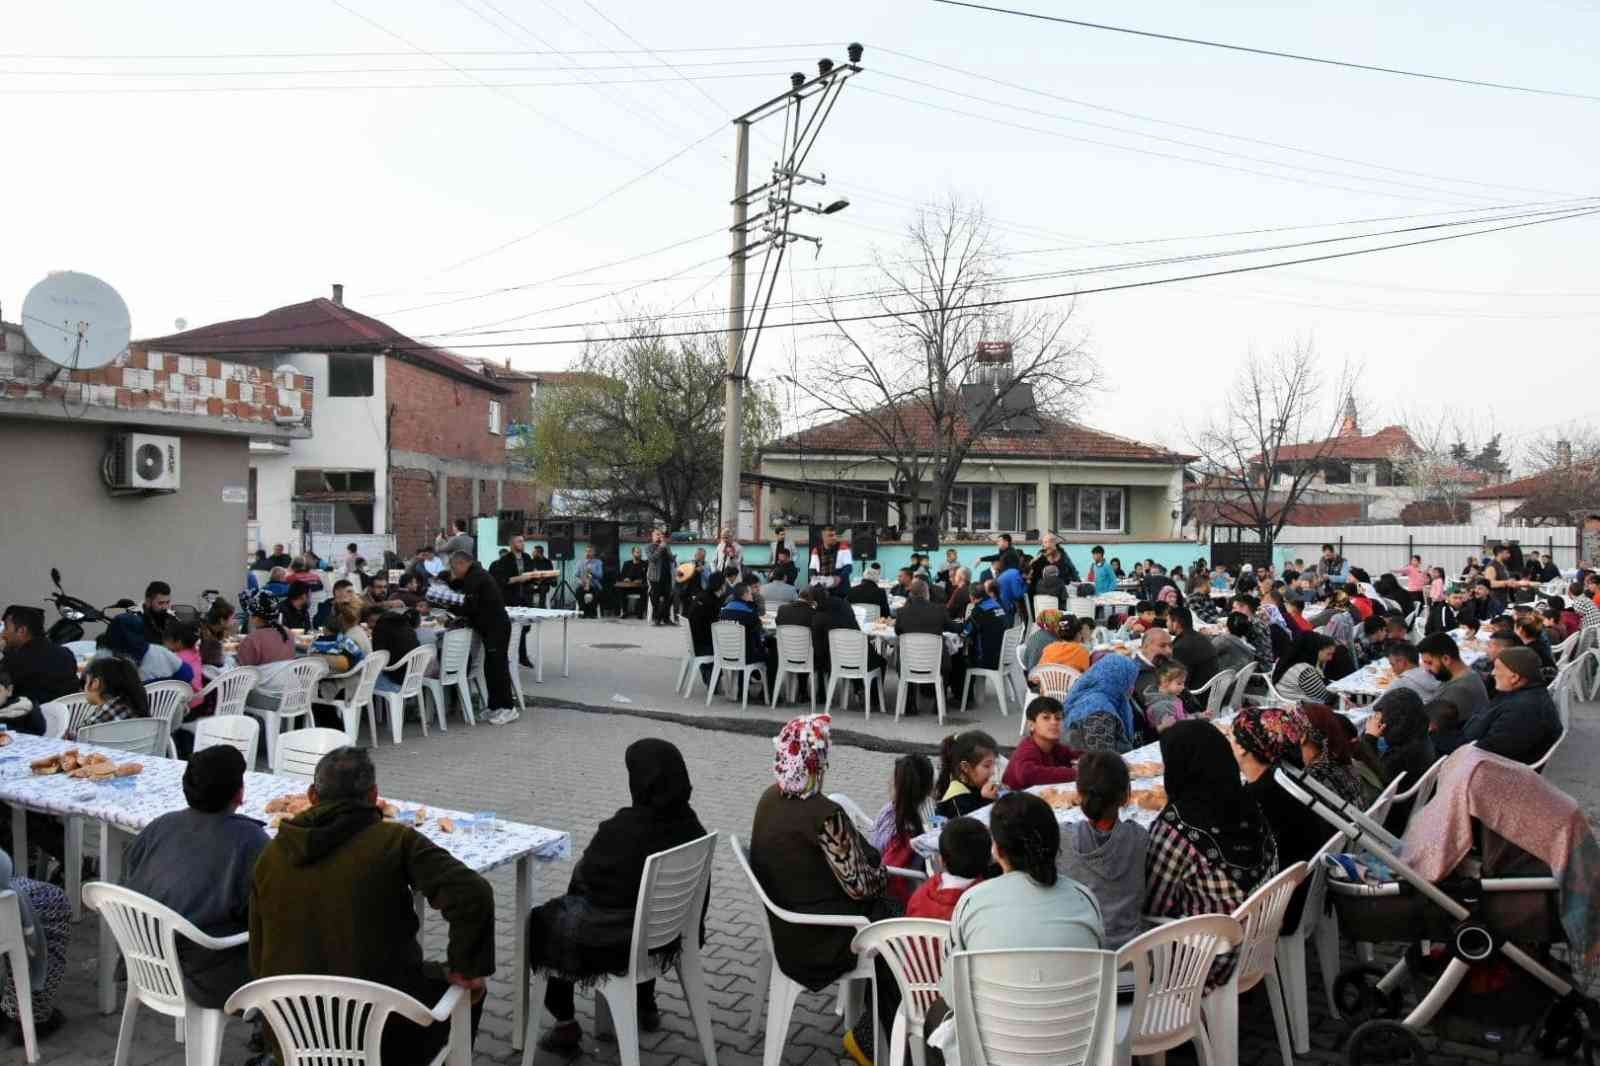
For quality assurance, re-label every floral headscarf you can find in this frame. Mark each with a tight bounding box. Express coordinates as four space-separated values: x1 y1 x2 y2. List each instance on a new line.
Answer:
1036 608 1063 633
773 713 831 798
1157 585 1180 607
1231 704 1309 765
240 589 281 624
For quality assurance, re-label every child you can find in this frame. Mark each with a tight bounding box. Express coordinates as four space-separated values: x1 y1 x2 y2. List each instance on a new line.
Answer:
1144 660 1189 731
870 754 935 905
1423 697 1464 755
1058 751 1148 949
161 621 206 708
935 730 1000 819
1002 697 1079 789
906 817 992 920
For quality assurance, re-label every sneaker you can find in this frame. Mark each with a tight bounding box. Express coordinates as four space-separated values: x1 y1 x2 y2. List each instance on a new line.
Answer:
485 707 519 726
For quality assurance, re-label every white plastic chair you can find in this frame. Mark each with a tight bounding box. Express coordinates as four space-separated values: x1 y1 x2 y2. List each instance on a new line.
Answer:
41 692 95 739
313 650 390 745
430 628 478 729
195 665 258 718
1227 661 1257 711
707 621 768 710
823 628 883 719
84 882 248 1066
1066 594 1097 621
522 834 720 1066
78 716 170 755
960 625 1022 719
227 975 471 1066
251 658 327 771
1201 861 1307 1066
505 620 527 711
729 835 874 1066
191 714 261 769
144 681 195 759
1032 594 1060 621
676 622 716 700
851 919 949 1066
856 603 882 625
1190 667 1235 717
271 726 350 782
949 948 1118 1066
1117 913 1244 1065
379 645 439 744
1029 664 1081 700
64 639 98 659
894 632 947 725
0 888 37 1062
770 624 816 711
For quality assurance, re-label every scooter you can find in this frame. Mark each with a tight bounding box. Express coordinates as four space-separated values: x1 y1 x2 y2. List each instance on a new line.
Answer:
44 567 136 645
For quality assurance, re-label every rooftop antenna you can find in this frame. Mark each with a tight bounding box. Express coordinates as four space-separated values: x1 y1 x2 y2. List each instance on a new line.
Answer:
21 271 131 385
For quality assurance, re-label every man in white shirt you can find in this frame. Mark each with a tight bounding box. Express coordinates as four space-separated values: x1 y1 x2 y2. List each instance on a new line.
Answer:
808 525 853 598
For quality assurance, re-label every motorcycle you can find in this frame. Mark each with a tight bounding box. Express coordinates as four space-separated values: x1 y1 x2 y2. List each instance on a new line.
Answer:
45 567 136 645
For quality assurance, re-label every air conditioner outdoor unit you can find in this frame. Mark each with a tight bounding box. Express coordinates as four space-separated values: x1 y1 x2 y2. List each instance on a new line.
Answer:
107 432 181 491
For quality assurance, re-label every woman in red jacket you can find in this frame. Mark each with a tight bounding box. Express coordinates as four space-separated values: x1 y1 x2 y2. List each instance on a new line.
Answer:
1001 696 1080 790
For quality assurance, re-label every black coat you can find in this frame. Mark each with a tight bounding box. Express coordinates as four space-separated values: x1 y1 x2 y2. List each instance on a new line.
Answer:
1425 602 1462 635
0 636 76 734
846 582 890 613
688 589 723 656
448 562 511 639
1171 629 1220 689
894 598 949 636
811 595 858 675
1463 683 1562 765
489 550 539 608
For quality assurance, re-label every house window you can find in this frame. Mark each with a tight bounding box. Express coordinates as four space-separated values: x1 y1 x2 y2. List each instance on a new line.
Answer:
327 354 374 397
488 400 503 435
1321 460 1352 485
943 485 1034 532
248 467 258 521
831 482 889 527
1054 486 1126 533
292 468 376 534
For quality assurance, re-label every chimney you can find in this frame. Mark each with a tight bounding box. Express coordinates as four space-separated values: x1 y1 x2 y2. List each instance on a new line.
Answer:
1338 395 1360 437
504 356 512 369
331 283 344 307
1558 439 1573 467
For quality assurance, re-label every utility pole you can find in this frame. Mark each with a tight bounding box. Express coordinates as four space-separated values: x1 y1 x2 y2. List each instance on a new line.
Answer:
717 44 863 538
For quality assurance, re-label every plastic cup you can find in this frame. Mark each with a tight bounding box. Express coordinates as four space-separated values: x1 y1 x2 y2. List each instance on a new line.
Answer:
474 811 498 833
395 809 417 827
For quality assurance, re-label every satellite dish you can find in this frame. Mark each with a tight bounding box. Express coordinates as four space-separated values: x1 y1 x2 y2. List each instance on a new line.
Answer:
174 317 188 331
20 271 131 372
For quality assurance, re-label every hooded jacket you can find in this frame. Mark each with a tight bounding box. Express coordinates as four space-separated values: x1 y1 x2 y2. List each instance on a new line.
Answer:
250 799 495 1002
1463 682 1563 765
1058 819 1148 950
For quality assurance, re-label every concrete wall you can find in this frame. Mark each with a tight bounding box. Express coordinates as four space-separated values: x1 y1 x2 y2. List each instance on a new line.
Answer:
0 420 250 613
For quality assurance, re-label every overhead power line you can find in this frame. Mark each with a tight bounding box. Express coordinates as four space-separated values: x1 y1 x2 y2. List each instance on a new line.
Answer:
0 57 819 76
0 71 800 94
931 0 1600 103
0 43 838 60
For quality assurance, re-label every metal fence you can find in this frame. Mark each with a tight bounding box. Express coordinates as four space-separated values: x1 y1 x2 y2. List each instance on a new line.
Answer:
1270 524 1579 573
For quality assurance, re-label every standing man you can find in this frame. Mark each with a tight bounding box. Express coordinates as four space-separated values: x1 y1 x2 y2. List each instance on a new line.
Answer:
490 533 546 666
430 551 519 726
713 528 744 579
983 533 1022 576
1087 545 1117 594
646 530 677 625
1029 533 1079 596
443 518 475 559
808 525 854 598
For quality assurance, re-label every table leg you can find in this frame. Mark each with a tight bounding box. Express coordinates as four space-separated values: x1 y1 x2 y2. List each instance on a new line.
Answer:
9 806 27 878
561 618 570 678
512 855 532 1051
99 823 130 1014
533 622 544 684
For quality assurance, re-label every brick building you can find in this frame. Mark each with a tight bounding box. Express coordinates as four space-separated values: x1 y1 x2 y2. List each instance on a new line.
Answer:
140 286 538 559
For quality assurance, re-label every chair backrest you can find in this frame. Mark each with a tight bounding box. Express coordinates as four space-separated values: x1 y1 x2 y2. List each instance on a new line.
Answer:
828 627 868 671
1118 913 1244 1053
1553 630 1581 667
852 918 949 1026
144 680 194 737
226 974 448 1065
774 624 814 668
1365 769 1407 826
1203 668 1237 715
1396 753 1446 805
1032 595 1060 619
1032 665 1081 700
42 692 96 738
1229 861 1308 993
856 604 882 625
192 714 262 769
827 792 875 837
898 632 943 680
727 834 866 949
711 620 748 665
78 716 169 755
627 833 718 978
201 665 259 717
83 882 211 1018
1227 661 1257 711
40 700 70 739
438 628 474 678
346 650 390 709
1065 596 1096 620
273 727 350 781
275 658 330 715
950 948 1118 1066
392 645 434 699
997 624 1023 666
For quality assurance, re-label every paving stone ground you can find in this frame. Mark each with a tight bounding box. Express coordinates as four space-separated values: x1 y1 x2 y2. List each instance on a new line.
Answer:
22 614 1600 1064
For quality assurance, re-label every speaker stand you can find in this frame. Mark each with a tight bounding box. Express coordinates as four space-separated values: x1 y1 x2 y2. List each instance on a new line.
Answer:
549 558 579 612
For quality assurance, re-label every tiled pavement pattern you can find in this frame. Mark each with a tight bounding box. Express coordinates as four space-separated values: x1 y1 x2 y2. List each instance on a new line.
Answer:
27 615 1597 1064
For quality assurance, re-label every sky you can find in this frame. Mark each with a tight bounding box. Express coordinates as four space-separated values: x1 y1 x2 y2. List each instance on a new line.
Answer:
5 0 1598 471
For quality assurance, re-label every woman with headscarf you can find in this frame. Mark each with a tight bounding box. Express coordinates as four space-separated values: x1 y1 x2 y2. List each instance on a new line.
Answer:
749 714 896 1066
1062 654 1142 753
1021 608 1063 672
1229 705 1332 933
527 739 709 1053
1297 702 1366 806
1272 631 1336 704
1357 688 1438 833
1147 721 1277 986
0 848 71 1041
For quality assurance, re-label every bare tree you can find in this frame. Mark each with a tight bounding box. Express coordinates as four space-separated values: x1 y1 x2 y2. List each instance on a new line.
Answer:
1509 424 1600 525
1185 343 1358 546
785 198 1095 528
1386 406 1492 522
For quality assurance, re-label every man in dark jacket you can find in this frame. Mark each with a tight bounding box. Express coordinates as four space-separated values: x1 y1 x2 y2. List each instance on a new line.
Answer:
1 605 78 734
645 530 677 625
433 551 518 726
251 747 493 1066
1464 647 1563 764
1458 579 1503 629
488 534 540 609
811 587 860 680
846 571 890 615
1167 605 1219 690
962 580 1011 670
1426 590 1467 635
717 582 770 691
895 579 955 713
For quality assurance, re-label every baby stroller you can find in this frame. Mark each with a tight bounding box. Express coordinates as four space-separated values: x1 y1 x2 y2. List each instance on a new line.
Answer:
1275 749 1600 1065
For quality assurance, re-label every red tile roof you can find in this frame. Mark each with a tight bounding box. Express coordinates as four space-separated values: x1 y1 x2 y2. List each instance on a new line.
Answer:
1267 424 1419 463
137 298 508 393
763 404 1191 465
1466 462 1600 500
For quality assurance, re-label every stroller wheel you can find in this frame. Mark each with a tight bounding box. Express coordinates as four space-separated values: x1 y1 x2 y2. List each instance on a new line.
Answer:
1538 996 1600 1062
1334 965 1401 1026
1347 1020 1427 1066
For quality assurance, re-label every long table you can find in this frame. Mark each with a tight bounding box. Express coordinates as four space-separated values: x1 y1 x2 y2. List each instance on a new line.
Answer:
0 734 569 1050
507 607 578 681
